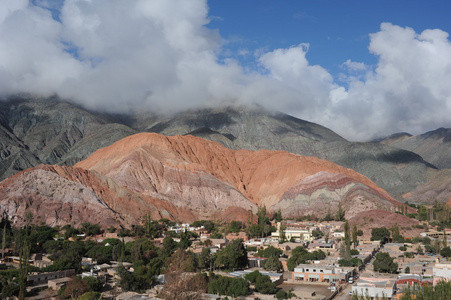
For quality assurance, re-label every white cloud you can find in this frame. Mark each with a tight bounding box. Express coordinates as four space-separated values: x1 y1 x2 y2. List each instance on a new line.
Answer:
330 23 451 140
0 2 451 141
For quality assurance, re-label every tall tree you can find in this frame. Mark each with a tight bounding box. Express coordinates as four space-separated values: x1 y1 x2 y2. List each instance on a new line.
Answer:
279 223 287 244
344 220 351 260
351 224 358 248
336 202 345 221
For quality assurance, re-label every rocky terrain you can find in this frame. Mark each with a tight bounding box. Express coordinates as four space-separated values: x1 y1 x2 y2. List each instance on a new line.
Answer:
348 210 422 240
378 128 451 170
0 96 436 200
0 133 410 228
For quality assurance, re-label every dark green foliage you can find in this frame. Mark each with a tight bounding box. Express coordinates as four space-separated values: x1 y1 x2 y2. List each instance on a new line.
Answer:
399 280 451 300
244 270 261 283
247 206 276 238
350 249 359 255
311 229 324 238
440 246 451 257
370 227 391 242
263 255 283 272
215 239 248 270
276 289 296 300
163 236 177 254
208 275 250 297
338 258 362 267
286 247 326 270
117 265 150 292
198 248 212 271
83 276 102 292
287 246 308 271
255 275 276 294
191 220 215 233
373 252 398 274
257 245 282 258
78 291 101 300
273 209 283 222
228 221 244 233
80 222 102 236
64 225 80 239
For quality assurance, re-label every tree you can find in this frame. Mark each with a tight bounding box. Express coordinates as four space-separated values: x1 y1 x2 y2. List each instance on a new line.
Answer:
276 289 296 300
344 220 351 260
336 202 345 221
257 246 282 258
440 246 451 257
373 252 398 274
208 275 249 297
163 236 177 254
371 227 391 243
273 209 283 222
244 270 261 283
228 221 244 233
286 246 309 271
279 223 287 244
198 248 212 271
255 275 276 294
263 255 283 272
352 224 358 248
215 239 248 270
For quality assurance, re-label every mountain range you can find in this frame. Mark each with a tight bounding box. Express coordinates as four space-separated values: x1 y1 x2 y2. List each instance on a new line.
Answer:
0 95 449 228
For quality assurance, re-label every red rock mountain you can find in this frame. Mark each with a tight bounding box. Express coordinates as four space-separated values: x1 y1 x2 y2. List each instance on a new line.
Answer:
1 133 408 228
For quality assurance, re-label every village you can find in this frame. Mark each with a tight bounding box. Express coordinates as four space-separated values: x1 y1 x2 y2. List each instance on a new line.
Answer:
1 210 451 300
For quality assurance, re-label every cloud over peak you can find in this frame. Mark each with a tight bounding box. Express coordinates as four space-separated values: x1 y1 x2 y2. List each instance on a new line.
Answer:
1 1 451 141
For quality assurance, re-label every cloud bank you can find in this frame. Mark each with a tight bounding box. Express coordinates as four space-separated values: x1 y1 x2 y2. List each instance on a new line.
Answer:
1 0 451 141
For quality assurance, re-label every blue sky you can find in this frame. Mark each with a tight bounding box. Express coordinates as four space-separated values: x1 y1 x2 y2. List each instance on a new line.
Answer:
1 0 451 140
207 0 451 81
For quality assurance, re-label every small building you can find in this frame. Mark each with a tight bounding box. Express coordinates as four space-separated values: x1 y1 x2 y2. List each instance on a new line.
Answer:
248 257 267 268
48 277 72 291
351 277 397 299
292 264 352 283
271 222 313 243
27 269 76 287
433 262 451 285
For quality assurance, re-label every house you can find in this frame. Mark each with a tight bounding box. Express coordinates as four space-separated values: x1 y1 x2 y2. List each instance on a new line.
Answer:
351 277 397 299
292 263 351 283
27 269 76 287
271 222 313 242
48 277 72 291
433 262 451 285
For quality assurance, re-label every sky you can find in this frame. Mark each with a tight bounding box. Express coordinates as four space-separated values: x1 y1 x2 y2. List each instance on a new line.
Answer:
1 1 451 141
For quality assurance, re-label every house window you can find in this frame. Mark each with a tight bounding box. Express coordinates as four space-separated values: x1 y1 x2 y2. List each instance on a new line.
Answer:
306 269 309 272
313 269 316 272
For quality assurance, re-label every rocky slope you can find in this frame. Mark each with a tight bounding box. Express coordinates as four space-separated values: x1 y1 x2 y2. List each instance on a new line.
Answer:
0 133 411 227
348 210 422 240
0 96 137 181
138 106 435 198
379 128 451 170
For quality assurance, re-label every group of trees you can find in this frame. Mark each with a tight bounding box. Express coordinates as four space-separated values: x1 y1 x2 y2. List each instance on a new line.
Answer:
246 206 277 238
286 246 326 271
